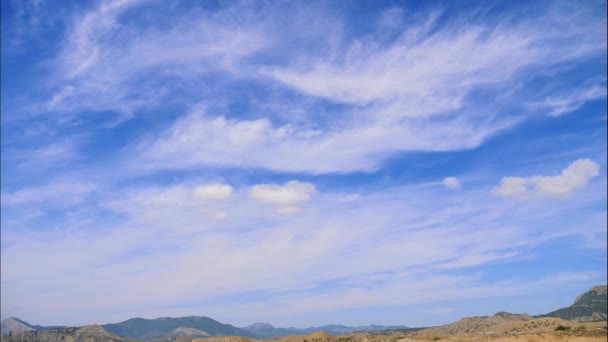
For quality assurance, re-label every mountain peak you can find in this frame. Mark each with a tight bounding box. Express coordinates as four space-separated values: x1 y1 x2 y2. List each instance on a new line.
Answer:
1 317 35 335
246 322 275 329
589 285 607 295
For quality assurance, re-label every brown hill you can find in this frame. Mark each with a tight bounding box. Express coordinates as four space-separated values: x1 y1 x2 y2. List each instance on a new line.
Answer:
272 330 334 342
415 311 532 338
1 325 129 342
415 315 607 339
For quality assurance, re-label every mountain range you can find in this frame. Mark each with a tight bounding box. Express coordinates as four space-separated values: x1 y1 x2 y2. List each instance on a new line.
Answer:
2 285 606 341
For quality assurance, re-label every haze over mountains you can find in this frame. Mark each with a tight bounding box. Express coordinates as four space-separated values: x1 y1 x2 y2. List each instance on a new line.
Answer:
240 322 408 338
0 317 405 340
102 316 253 340
2 286 606 341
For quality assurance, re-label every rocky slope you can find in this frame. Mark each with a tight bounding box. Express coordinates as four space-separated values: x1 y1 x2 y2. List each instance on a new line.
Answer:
541 285 607 322
415 311 532 337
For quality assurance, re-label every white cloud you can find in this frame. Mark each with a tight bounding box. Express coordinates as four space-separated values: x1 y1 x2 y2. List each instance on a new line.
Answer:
44 0 269 116
494 158 600 199
268 6 604 112
192 184 233 201
443 177 461 189
532 159 600 196
249 181 316 214
534 83 607 117
135 109 512 174
494 177 530 199
123 3 606 175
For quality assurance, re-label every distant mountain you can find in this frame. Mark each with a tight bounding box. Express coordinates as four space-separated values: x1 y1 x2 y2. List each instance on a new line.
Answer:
241 323 408 338
1 325 128 342
540 285 607 322
1 317 35 335
241 323 300 338
102 316 254 341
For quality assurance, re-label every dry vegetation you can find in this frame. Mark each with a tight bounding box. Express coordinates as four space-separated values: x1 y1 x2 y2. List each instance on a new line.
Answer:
163 322 607 342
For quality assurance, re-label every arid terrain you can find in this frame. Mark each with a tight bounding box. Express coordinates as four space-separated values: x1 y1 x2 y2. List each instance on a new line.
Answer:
1 319 606 342
170 322 608 342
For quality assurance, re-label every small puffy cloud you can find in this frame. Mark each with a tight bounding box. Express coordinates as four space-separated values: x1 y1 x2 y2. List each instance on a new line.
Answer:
494 177 529 198
532 159 600 196
192 183 233 200
494 159 600 199
249 180 316 214
443 177 461 189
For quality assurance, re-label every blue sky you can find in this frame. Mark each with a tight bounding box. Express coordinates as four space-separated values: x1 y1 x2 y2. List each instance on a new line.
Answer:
1 0 606 328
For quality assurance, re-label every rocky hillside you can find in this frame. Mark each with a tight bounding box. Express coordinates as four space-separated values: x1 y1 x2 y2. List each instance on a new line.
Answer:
541 285 607 322
415 311 532 337
102 316 253 340
1 325 129 342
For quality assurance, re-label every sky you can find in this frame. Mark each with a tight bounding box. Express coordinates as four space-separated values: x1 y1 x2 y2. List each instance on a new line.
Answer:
0 0 607 329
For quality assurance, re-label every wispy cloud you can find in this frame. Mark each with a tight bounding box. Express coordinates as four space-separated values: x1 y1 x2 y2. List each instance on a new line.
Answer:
1 181 95 206
38 0 269 119
124 2 605 174
529 82 607 117
1 0 606 328
2 169 605 324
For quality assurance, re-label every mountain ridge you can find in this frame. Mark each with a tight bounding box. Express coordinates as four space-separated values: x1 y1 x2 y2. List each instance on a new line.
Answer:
538 285 607 322
101 315 253 340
